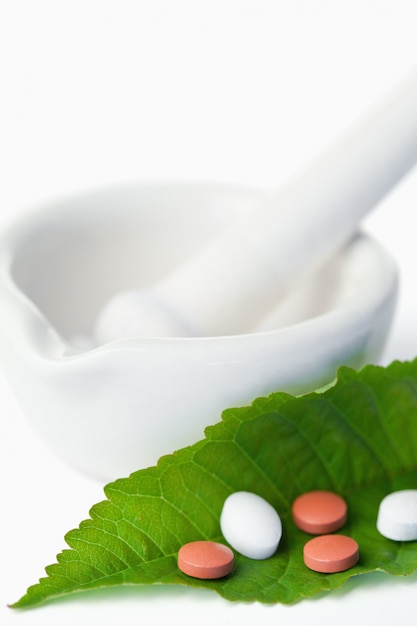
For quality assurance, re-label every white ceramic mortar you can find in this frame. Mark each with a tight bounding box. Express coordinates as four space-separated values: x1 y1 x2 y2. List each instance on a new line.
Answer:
0 182 398 479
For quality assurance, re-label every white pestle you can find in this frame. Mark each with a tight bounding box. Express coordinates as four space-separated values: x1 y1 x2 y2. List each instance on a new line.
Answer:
95 67 417 344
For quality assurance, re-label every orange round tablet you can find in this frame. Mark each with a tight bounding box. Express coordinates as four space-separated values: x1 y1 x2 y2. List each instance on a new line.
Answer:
178 541 234 579
303 534 359 573
292 490 348 534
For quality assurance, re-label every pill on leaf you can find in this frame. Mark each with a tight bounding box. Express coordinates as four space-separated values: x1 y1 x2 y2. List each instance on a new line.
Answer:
376 489 417 541
292 490 348 534
178 541 234 579
303 534 359 573
220 491 282 559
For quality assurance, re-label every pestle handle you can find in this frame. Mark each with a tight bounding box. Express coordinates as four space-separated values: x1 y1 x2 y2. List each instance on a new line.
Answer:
94 66 417 343
156 66 417 336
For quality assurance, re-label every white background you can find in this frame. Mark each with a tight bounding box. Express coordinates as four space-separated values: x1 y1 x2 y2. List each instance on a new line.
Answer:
1 1 417 624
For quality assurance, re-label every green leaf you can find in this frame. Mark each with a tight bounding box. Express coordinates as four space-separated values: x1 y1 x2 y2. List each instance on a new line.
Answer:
11 359 417 608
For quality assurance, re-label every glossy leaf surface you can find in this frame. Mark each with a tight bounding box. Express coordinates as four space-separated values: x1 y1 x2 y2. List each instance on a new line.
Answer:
12 359 417 608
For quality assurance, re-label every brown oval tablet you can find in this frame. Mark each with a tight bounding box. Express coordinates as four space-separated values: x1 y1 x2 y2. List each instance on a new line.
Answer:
303 534 359 573
178 541 234 579
292 490 348 534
